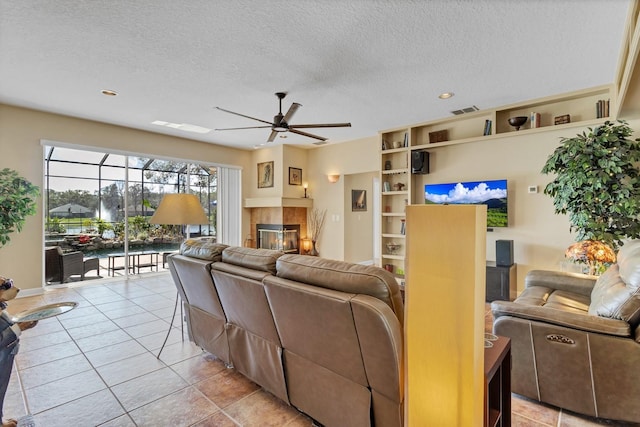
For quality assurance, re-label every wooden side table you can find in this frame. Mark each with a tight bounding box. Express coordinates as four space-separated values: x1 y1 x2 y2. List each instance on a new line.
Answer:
485 336 511 427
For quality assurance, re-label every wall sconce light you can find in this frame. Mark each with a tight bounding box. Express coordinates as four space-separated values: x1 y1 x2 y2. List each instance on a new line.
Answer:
327 174 340 183
301 237 311 254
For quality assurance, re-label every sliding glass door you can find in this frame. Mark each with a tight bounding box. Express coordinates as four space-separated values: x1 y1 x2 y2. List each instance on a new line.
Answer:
44 145 219 284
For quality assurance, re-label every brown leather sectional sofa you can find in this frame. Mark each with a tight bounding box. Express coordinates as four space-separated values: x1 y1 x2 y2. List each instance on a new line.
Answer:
492 240 640 424
168 239 404 427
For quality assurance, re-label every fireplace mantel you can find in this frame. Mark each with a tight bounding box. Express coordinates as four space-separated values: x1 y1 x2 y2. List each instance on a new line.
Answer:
244 197 313 208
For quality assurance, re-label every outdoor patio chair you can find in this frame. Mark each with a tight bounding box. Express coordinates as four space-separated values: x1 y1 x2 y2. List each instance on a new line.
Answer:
45 246 100 283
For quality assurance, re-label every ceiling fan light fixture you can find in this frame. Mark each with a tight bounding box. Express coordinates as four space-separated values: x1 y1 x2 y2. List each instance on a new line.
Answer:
273 114 288 132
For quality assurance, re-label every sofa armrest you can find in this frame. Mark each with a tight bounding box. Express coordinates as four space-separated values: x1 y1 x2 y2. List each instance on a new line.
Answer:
525 270 596 297
491 300 630 337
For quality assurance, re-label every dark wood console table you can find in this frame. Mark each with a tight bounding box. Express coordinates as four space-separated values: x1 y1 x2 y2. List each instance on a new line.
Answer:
486 262 517 301
485 336 511 427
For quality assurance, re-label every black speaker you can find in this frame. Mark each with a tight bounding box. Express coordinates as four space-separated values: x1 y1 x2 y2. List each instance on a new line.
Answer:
411 151 429 174
496 240 514 266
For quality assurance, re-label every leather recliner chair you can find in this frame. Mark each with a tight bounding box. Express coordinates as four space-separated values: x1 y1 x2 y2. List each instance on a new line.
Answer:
491 240 640 424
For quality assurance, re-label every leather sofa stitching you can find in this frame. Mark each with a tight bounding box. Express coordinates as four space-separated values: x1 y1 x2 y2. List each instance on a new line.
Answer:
586 334 598 418
529 321 541 401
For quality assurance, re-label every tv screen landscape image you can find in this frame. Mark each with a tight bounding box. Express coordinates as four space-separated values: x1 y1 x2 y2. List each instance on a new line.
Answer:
424 179 508 227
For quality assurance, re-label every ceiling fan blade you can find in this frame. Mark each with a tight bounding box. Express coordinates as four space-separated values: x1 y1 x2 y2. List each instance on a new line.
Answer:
289 128 327 141
215 107 273 126
290 122 352 129
267 130 278 142
283 102 301 123
215 125 272 131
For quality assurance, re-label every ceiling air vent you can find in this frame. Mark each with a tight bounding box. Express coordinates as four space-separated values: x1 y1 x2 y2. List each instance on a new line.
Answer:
450 105 480 115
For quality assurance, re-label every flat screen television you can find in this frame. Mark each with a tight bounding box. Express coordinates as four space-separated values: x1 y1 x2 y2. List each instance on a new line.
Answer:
424 179 508 227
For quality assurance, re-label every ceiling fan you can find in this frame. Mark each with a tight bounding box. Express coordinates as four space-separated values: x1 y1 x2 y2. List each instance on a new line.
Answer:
215 92 351 142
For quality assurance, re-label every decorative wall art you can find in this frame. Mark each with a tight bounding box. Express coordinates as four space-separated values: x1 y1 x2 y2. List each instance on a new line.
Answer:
352 189 367 212
289 167 302 186
257 161 274 188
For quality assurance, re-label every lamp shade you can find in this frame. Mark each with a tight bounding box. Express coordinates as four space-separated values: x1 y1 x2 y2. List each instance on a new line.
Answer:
149 194 208 225
565 239 616 275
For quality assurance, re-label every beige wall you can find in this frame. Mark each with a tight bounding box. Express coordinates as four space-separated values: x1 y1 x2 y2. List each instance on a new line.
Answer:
0 104 251 292
344 172 376 263
305 136 379 260
3 101 639 296
411 118 640 291
282 145 309 198
307 118 640 293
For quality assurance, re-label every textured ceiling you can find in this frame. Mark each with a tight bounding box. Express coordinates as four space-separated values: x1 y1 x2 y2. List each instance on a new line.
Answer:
0 0 633 150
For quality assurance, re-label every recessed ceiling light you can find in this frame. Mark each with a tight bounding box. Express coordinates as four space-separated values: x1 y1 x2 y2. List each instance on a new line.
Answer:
101 89 118 96
279 135 288 138
438 92 454 99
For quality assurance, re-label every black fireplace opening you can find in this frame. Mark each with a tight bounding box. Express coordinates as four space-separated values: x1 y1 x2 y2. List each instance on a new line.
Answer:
256 224 300 254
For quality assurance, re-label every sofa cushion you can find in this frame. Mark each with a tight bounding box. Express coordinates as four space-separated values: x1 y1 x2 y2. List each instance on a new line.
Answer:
221 246 283 274
275 254 404 323
589 242 640 325
180 239 228 261
516 286 589 314
617 240 640 288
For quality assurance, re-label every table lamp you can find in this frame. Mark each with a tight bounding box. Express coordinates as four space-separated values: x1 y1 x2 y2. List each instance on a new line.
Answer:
565 239 616 276
149 193 208 238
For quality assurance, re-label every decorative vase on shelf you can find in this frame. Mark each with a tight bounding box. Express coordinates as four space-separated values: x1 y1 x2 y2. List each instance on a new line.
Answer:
508 116 528 131
309 240 319 256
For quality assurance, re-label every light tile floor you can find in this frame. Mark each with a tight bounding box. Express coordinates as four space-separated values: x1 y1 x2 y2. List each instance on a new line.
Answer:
4 273 310 427
1 272 637 426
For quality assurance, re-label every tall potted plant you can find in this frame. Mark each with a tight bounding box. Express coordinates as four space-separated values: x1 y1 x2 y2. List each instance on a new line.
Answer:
541 120 640 252
0 168 39 247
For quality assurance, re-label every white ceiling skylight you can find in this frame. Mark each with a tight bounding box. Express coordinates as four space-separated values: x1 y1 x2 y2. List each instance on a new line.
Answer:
152 120 211 134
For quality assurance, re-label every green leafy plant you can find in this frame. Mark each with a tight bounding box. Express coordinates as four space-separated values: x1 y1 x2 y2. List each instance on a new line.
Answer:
541 120 640 249
46 216 66 234
92 217 113 237
0 168 39 247
129 215 150 237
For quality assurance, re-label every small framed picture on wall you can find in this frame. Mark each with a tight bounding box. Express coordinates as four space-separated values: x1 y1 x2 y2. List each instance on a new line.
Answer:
289 167 302 186
258 161 274 188
352 189 367 211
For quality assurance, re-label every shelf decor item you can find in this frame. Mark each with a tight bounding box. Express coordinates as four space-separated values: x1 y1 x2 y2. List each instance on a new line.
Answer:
554 114 571 125
386 242 401 254
507 116 528 131
428 129 448 143
530 112 541 128
483 119 492 136
541 120 640 249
